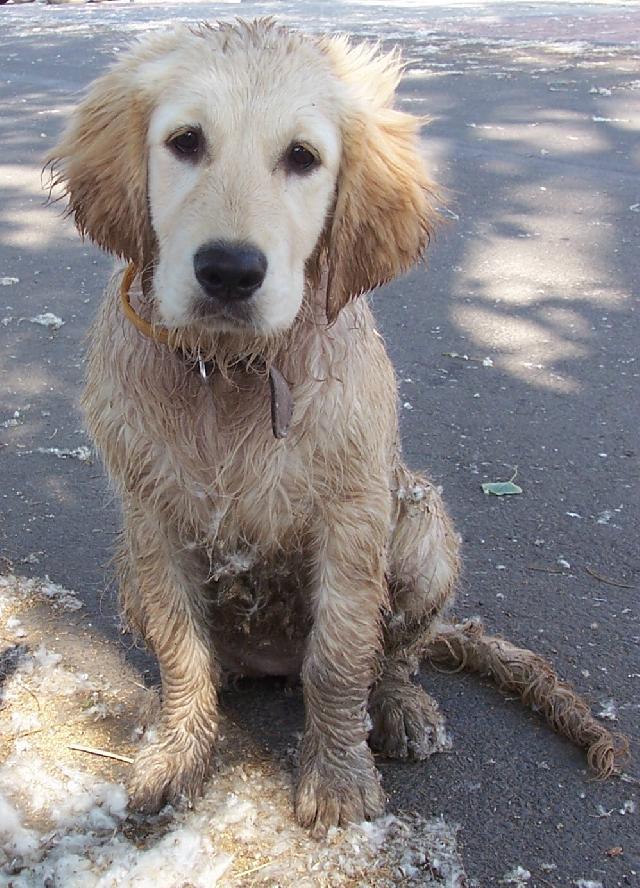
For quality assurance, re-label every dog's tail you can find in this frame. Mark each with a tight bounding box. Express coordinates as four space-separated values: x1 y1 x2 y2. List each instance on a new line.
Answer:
428 617 628 777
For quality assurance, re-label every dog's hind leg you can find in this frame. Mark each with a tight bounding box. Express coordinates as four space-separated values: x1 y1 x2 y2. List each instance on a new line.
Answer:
372 467 628 775
120 504 220 813
369 463 460 759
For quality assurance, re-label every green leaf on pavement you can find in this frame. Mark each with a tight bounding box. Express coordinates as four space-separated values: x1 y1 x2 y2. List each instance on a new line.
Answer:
481 481 523 496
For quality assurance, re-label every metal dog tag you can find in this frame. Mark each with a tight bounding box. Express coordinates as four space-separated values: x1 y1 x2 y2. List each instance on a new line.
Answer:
198 354 210 380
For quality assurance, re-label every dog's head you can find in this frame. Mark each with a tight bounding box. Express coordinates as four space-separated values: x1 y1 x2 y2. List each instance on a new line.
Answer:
47 20 437 334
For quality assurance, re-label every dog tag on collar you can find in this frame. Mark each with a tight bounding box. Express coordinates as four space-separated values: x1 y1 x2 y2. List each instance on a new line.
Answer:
198 354 210 380
268 366 294 439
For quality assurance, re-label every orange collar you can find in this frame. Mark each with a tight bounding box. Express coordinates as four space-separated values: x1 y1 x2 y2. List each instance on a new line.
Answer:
119 263 170 345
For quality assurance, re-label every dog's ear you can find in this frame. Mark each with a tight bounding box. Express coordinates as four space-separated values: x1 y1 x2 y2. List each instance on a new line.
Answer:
318 39 439 323
45 56 155 266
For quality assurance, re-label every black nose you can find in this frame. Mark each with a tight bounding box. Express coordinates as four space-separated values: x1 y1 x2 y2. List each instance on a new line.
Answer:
193 242 267 301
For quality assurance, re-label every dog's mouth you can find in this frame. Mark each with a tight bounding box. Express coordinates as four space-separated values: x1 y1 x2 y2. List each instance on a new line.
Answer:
190 292 259 331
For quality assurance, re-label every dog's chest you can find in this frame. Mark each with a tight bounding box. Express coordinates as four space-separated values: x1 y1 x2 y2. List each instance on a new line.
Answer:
178 372 315 552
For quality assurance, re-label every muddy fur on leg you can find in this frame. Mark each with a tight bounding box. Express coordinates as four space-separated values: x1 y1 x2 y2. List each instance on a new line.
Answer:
428 618 629 777
369 666 450 759
369 469 460 760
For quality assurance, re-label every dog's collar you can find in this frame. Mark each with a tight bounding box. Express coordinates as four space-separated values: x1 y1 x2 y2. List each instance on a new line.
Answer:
119 263 294 439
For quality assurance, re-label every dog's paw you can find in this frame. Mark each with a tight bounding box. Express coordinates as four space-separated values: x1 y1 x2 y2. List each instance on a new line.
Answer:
295 744 385 837
128 732 213 814
368 679 449 760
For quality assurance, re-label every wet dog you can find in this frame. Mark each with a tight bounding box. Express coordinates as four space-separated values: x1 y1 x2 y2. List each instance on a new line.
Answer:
47 20 623 835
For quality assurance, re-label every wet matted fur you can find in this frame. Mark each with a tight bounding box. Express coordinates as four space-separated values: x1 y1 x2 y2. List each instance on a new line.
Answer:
46 19 626 835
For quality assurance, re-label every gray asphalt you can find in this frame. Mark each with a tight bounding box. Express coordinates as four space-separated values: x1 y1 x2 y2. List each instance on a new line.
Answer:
1 2 638 885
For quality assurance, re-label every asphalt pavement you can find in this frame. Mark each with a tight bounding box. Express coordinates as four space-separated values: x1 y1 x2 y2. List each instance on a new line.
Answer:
0 2 638 885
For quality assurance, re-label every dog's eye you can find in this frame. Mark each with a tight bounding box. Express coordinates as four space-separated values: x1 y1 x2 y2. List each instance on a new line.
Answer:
167 128 203 160
286 143 319 174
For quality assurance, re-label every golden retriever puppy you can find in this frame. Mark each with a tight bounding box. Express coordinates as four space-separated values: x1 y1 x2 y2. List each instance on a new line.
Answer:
46 18 462 834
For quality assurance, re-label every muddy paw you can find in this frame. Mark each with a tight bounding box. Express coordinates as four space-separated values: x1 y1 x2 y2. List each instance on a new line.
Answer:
128 732 214 814
295 743 385 838
369 679 449 760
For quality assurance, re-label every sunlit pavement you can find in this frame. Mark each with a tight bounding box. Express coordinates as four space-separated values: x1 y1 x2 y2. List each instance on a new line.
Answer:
0 2 638 885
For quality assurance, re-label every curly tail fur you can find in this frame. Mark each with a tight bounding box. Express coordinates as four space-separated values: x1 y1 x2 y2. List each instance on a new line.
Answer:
428 618 628 778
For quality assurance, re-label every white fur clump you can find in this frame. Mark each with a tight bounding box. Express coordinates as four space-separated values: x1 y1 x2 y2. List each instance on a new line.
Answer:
50 776 128 831
29 312 65 330
501 865 531 885
6 616 26 637
209 550 256 582
9 711 42 734
7 644 96 701
0 755 77 817
98 828 232 888
597 699 618 722
31 645 63 671
33 445 93 463
0 757 134 886
0 795 39 860
0 762 231 887
0 573 83 612
396 484 428 504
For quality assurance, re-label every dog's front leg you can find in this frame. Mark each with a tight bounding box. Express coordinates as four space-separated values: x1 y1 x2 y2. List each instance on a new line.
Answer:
296 493 389 836
123 508 219 814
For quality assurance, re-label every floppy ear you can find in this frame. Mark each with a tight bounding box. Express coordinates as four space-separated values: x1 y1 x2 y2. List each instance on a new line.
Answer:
319 39 439 323
45 55 155 266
